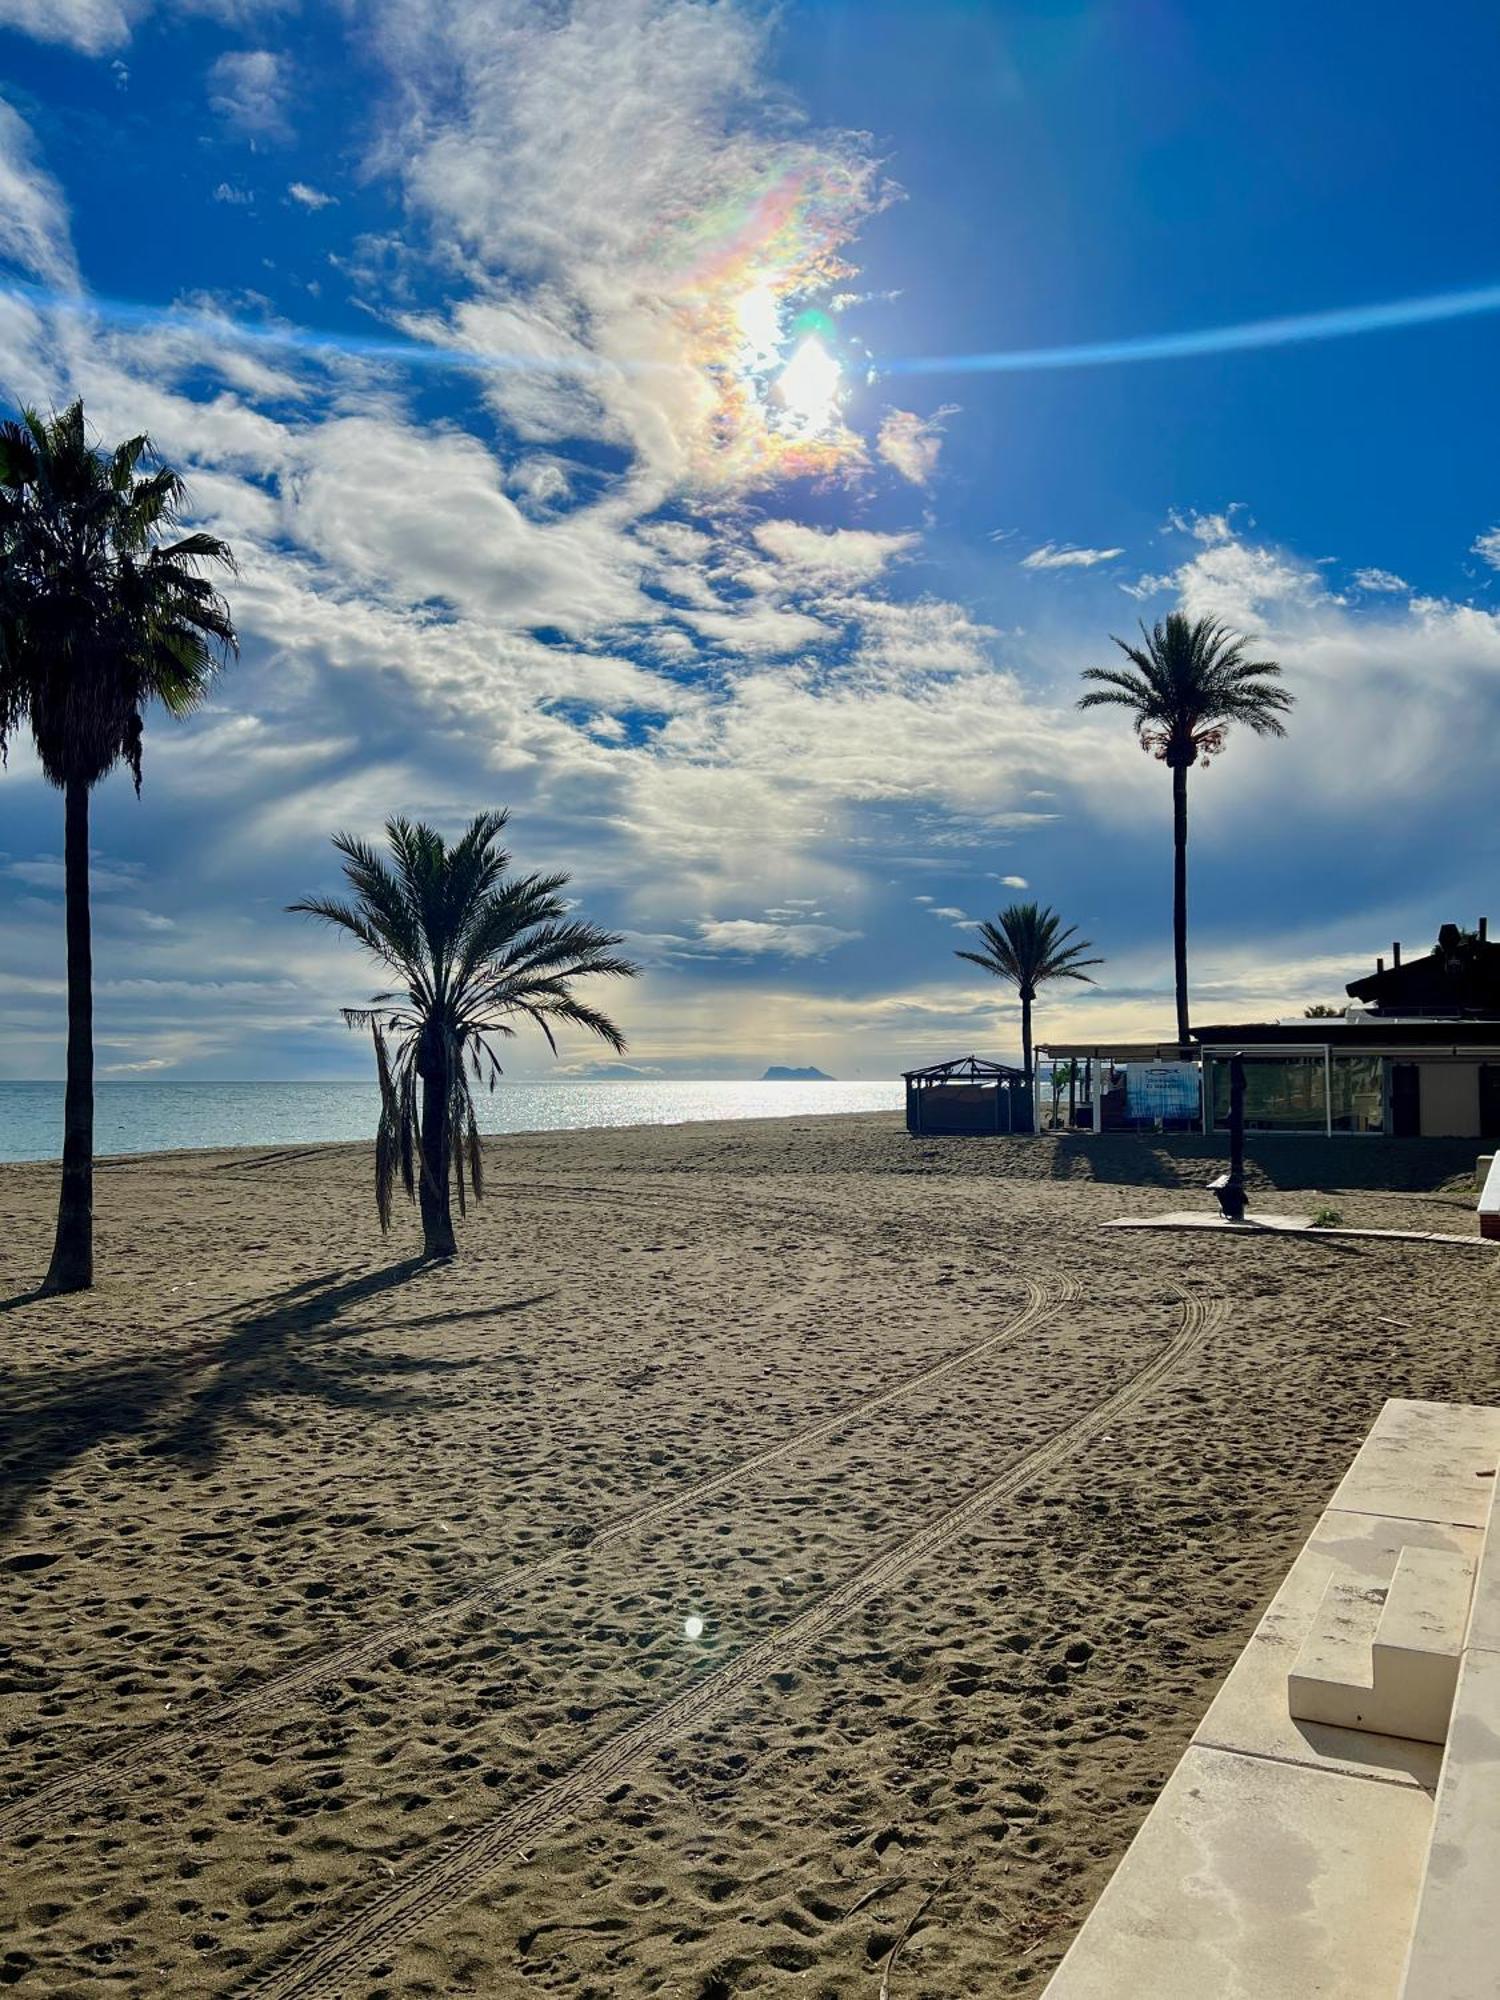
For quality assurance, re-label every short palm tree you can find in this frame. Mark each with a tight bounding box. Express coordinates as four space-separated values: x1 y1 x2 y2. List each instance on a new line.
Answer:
1078 611 1290 1044
956 901 1101 1104
0 402 237 1293
292 812 638 1259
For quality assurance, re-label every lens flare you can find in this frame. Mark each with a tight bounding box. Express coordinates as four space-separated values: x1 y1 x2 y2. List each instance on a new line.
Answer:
735 281 784 374
883 280 1500 379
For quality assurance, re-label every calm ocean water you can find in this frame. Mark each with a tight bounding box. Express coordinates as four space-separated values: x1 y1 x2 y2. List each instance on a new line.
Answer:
0 1078 905 1165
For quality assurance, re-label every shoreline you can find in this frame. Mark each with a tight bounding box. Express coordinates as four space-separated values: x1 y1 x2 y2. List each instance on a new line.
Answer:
0 1108 1483 1190
0 1083 907 1168
1 1104 908 1170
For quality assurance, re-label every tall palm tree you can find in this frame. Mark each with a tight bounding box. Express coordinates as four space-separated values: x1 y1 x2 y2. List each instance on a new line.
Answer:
0 402 237 1293
1078 611 1290 1045
956 901 1102 1106
292 812 638 1259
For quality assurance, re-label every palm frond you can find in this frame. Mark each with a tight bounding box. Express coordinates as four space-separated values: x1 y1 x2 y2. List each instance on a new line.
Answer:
0 400 239 791
292 809 638 1246
1077 611 1292 762
957 901 1102 995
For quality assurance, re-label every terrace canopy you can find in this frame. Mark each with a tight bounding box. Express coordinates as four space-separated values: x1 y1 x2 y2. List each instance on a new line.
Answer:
903 1054 1033 1135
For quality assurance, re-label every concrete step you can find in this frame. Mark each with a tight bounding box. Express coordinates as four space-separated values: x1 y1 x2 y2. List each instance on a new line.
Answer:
1398 1474 1500 1999
1288 1546 1473 1743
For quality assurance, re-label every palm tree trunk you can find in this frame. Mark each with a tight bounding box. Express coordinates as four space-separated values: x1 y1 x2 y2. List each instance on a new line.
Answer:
1171 760 1191 1045
1020 991 1034 1132
44 777 94 1293
417 1042 456 1260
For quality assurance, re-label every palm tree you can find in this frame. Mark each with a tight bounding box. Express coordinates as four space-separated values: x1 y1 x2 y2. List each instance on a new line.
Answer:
292 812 638 1259
956 901 1102 1107
0 402 237 1293
1078 612 1290 1045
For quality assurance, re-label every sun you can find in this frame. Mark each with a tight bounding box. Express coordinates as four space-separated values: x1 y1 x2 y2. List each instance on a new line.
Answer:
731 282 847 439
700 267 861 481
774 335 843 436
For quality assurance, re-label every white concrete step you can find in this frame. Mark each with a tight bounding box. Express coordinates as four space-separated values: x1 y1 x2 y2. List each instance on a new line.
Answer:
1039 1402 1500 2000
1398 1471 1500 1999
1288 1545 1473 1743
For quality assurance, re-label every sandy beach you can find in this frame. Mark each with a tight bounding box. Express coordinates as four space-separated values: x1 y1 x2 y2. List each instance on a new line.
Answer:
1 1111 1496 1997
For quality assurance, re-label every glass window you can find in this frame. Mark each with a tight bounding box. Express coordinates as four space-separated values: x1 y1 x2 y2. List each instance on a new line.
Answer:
1211 1056 1328 1131
1331 1055 1384 1133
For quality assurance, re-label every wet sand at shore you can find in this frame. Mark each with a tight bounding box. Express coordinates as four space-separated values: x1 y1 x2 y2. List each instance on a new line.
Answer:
1 1113 1494 1996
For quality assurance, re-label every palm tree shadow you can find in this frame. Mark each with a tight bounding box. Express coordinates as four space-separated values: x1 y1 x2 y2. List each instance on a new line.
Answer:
0 1287 52 1317
0 1260 552 1540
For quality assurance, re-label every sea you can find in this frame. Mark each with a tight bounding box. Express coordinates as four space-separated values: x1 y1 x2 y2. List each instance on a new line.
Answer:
0 1078 905 1165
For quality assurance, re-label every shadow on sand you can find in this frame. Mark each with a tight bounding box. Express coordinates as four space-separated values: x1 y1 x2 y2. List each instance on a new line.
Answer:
0 1260 553 1541
1045 1132 1479 1194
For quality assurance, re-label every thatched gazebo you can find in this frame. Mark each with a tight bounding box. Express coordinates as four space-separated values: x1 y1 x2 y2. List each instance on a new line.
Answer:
903 1054 1033 1136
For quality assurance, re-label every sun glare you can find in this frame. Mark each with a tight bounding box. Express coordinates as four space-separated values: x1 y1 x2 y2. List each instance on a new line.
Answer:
775 336 842 435
736 282 784 373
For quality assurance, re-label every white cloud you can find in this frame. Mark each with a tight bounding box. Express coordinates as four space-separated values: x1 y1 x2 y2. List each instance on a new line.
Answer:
208 49 290 142
695 917 861 960
5 854 144 893
1473 528 1500 571
877 407 947 484
0 0 291 54
752 519 917 585
1150 518 1322 630
213 181 255 205
0 0 133 51
372 0 884 496
0 98 79 289
998 874 1028 887
1020 542 1125 571
287 180 336 210
506 456 572 509
278 413 653 634
1352 566 1408 594
1088 516 1500 834
684 603 834 657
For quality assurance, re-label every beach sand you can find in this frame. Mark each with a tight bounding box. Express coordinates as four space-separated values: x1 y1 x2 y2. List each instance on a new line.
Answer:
1 1112 1495 1996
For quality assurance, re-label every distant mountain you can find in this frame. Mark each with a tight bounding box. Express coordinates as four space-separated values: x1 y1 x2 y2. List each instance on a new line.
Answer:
761 1065 833 1081
556 1061 664 1080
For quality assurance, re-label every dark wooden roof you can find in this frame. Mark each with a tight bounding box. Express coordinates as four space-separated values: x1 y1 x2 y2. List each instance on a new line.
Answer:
1345 923 1500 1017
1192 1020 1500 1049
903 1054 1027 1083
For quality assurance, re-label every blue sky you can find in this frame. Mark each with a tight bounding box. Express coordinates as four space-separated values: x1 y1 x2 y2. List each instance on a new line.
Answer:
0 0 1497 1080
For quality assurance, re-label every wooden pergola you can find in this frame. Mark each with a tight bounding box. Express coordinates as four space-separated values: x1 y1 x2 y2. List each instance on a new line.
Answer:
903 1054 1033 1135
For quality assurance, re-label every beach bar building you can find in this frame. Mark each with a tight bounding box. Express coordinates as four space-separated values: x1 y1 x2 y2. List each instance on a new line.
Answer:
903 1054 1033 1135
1196 919 1500 1138
1040 920 1500 1140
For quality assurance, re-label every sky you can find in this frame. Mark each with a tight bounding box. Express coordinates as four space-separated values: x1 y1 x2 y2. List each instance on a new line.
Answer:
0 0 1497 1082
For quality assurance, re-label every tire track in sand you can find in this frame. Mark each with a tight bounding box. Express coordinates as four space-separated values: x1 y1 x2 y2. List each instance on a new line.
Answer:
0 1280 1071 1842
234 1282 1225 2000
